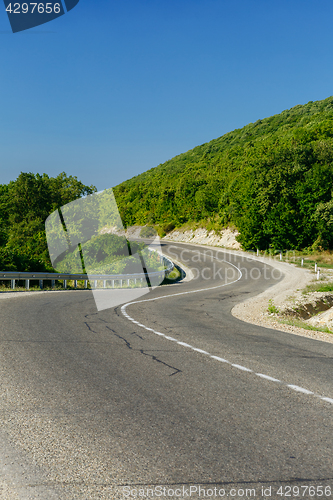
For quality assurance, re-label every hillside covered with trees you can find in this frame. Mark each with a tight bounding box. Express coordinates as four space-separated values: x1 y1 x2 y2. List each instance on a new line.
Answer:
0 172 96 271
114 96 333 251
0 175 162 275
1 96 333 274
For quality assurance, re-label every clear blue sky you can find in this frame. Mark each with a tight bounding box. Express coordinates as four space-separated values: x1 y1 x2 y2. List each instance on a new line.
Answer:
1 0 333 190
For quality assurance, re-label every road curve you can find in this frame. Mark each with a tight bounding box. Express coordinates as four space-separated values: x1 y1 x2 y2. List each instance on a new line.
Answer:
0 242 332 499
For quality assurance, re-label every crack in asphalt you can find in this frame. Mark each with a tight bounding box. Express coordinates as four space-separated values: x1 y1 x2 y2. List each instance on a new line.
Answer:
114 333 182 376
83 317 182 376
83 321 98 333
114 333 132 350
84 312 109 323
138 349 182 376
130 331 144 340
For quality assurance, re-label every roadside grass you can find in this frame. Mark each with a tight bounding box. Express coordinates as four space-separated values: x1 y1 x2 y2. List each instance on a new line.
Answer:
285 250 333 269
267 278 333 334
277 316 333 335
306 251 333 267
161 266 182 285
267 299 279 314
255 249 333 270
302 281 333 294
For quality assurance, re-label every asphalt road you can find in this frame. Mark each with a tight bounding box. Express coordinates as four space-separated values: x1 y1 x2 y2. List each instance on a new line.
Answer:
0 242 332 499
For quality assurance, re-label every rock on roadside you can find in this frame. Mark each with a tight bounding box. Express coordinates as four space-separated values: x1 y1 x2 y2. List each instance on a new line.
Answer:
307 307 333 330
163 227 241 249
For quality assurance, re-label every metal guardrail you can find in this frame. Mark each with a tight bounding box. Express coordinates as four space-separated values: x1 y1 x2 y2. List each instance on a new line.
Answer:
0 254 174 290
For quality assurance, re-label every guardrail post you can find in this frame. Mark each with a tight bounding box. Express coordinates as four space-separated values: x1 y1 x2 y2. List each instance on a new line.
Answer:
0 249 176 294
301 258 304 266
315 263 317 272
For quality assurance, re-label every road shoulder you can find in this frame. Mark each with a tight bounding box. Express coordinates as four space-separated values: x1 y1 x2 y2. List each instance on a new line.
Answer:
163 239 333 344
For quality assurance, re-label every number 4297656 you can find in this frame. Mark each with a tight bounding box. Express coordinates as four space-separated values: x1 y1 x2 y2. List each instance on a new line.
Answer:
276 485 331 496
6 3 61 14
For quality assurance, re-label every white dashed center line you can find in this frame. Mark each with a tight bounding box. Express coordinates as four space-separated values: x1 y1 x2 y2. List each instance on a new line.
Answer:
121 255 333 407
256 373 281 383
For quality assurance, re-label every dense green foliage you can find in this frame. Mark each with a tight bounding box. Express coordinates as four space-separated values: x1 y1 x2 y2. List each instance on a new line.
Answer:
139 226 158 238
0 172 96 271
55 233 164 275
2 96 333 273
114 96 333 250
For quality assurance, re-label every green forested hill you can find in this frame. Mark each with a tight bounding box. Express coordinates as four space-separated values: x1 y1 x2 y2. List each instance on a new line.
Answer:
0 172 96 271
114 96 333 250
1 97 333 273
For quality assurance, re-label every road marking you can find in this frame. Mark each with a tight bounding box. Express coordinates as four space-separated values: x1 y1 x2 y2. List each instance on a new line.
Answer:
287 385 314 395
192 348 210 355
256 373 281 383
177 342 194 348
232 364 252 372
210 355 229 363
321 397 333 404
120 252 333 406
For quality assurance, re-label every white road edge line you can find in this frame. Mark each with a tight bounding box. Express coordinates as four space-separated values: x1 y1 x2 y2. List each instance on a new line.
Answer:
120 253 333 406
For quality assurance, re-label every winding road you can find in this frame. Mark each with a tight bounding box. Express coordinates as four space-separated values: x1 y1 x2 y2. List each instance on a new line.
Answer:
0 242 332 499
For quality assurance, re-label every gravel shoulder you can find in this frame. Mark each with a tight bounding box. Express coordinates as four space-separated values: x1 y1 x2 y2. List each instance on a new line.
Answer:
230 256 333 344
163 238 333 344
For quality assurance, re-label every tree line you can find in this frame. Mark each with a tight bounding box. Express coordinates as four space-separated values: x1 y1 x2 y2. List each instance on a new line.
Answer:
114 96 333 251
0 172 96 271
2 96 333 272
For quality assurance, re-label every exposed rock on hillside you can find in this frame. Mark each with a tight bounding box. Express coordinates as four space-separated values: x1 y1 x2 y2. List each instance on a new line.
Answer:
163 228 241 249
